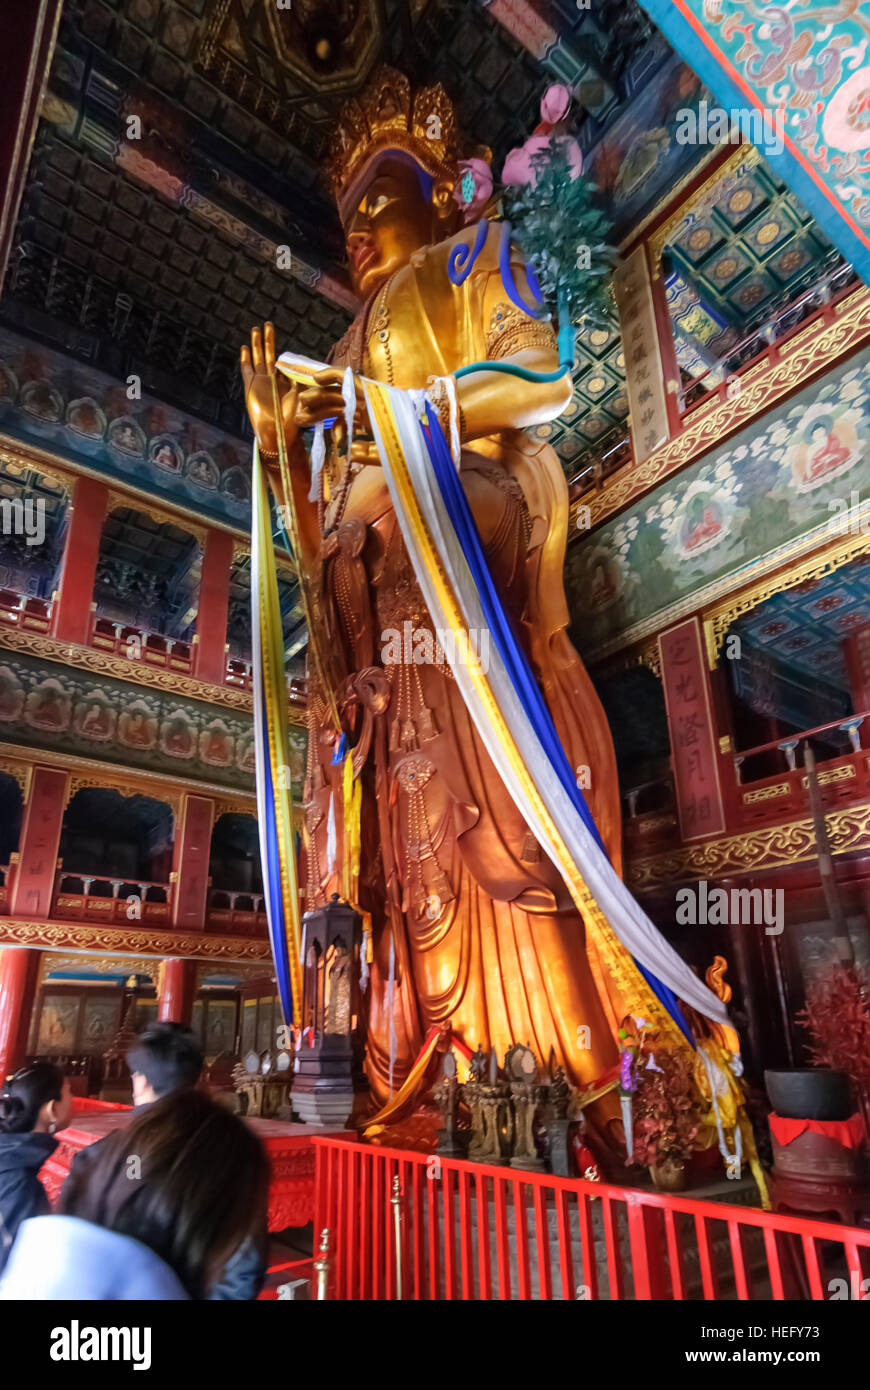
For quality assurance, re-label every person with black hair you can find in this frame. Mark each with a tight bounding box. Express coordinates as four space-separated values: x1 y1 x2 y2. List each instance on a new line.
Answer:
64 1021 267 1299
0 1062 72 1275
0 1089 270 1300
126 1019 204 1105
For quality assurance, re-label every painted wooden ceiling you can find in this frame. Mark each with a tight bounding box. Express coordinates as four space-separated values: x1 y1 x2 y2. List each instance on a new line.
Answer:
3 0 660 447
732 559 870 702
664 155 844 387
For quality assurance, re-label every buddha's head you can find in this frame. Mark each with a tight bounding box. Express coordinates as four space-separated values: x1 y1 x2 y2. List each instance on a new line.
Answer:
339 152 459 298
328 67 489 301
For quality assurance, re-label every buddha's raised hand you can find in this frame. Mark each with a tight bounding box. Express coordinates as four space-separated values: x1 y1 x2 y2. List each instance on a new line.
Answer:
240 322 352 460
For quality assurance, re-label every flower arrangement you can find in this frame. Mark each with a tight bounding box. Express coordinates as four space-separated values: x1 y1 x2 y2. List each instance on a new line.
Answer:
797 962 870 1104
629 1040 702 1171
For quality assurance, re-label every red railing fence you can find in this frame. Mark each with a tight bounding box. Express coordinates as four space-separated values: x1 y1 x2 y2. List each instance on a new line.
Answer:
313 1136 870 1301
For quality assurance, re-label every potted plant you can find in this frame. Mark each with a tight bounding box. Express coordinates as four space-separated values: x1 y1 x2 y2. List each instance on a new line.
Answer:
629 1043 702 1191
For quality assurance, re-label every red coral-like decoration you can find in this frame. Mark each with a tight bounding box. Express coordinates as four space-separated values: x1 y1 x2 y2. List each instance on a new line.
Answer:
797 963 870 1097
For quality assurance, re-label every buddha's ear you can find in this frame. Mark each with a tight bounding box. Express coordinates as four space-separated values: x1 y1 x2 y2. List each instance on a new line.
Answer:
432 175 459 232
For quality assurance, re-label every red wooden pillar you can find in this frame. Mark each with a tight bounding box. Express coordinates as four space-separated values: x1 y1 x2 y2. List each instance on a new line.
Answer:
194 530 234 685
170 793 215 932
0 947 42 1079
157 958 197 1024
51 476 109 645
9 767 69 918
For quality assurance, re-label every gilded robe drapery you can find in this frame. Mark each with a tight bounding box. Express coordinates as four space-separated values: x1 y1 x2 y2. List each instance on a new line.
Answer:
302 221 630 1116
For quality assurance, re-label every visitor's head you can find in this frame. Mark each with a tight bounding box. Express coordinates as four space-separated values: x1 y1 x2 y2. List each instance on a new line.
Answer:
340 152 460 298
0 1061 72 1136
60 1089 269 1299
126 1021 203 1107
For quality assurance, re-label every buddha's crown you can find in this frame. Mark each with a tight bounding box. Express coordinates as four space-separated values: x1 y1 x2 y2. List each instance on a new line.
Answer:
326 66 476 209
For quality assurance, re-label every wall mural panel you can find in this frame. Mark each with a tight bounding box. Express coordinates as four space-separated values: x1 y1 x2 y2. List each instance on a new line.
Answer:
566 344 870 655
0 649 307 792
0 328 252 527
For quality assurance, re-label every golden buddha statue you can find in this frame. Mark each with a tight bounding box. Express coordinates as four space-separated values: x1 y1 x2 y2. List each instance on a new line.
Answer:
240 69 631 1142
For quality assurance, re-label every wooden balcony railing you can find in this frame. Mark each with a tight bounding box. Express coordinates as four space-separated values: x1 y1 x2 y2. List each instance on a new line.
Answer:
90 616 193 673
0 587 52 632
207 886 267 936
679 262 857 415
569 268 863 504
53 873 170 925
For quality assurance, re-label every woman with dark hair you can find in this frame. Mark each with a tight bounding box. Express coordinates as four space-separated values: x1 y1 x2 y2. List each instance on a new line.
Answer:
0 1062 72 1275
0 1088 269 1300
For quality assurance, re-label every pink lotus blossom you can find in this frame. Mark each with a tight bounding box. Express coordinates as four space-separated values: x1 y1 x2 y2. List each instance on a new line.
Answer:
540 83 571 124
501 84 582 189
502 133 583 188
453 158 493 220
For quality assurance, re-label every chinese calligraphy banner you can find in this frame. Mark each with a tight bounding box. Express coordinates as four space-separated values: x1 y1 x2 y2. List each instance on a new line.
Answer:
637 0 870 289
659 617 726 841
612 245 670 464
172 794 214 930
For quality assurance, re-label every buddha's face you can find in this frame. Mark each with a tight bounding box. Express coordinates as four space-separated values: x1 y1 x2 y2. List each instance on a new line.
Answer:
341 154 457 299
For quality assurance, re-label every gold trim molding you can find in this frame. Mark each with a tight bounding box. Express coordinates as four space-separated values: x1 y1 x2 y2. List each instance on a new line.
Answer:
802 765 856 789
0 755 32 797
38 951 161 986
105 489 206 547
595 638 662 683
743 783 789 805
195 959 273 987
0 623 255 712
66 773 182 820
0 740 259 808
570 284 870 536
213 798 257 821
0 436 248 543
627 800 870 890
0 917 272 963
